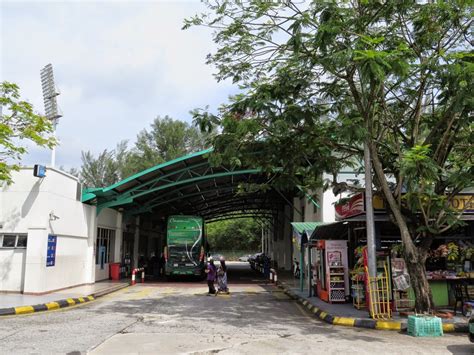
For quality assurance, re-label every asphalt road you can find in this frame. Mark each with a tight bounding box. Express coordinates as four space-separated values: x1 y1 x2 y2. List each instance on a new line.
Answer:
0 262 472 354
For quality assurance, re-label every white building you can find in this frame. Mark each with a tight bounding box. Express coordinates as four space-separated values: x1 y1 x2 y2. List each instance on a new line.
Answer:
0 160 364 294
0 168 122 294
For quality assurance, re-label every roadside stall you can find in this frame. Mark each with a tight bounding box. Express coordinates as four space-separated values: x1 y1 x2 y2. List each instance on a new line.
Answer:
335 192 474 315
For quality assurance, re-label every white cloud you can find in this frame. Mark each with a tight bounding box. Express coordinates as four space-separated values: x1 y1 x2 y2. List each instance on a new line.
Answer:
1 0 235 169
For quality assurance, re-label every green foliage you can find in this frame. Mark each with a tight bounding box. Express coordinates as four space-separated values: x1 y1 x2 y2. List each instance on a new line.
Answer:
206 218 261 252
187 0 473 311
0 81 56 184
78 116 211 188
187 0 473 236
80 148 121 188
124 115 210 176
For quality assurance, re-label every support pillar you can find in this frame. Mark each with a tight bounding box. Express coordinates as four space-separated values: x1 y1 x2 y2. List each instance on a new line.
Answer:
133 216 140 269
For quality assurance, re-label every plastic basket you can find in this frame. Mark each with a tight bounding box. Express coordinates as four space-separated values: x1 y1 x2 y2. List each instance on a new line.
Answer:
407 315 443 337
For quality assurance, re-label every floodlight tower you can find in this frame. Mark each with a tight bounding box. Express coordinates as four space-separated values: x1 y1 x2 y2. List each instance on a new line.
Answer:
40 63 62 168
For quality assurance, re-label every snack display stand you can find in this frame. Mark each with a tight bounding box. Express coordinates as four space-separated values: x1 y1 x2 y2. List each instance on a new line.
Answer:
314 240 349 303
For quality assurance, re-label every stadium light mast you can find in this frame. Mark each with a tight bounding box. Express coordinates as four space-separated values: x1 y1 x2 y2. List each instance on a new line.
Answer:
40 63 62 168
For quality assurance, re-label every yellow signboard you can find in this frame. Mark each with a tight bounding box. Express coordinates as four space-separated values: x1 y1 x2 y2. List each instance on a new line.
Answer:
372 194 473 213
451 194 474 213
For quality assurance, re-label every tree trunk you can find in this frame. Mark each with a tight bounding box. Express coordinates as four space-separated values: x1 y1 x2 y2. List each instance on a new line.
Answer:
403 248 434 313
368 141 434 313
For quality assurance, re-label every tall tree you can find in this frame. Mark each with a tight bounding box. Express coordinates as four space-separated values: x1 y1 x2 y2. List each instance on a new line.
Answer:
0 81 56 183
118 115 210 177
78 116 211 187
80 149 119 188
207 218 261 251
187 1 473 312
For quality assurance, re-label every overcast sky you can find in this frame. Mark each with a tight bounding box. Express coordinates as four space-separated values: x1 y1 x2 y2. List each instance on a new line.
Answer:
1 0 235 170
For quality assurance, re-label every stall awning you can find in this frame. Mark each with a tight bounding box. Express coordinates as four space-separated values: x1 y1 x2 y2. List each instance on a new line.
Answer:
310 221 348 241
291 222 326 249
291 222 324 236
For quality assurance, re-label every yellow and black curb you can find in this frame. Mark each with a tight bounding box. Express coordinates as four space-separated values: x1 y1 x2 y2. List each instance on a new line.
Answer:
0 282 130 317
277 282 468 334
0 296 95 316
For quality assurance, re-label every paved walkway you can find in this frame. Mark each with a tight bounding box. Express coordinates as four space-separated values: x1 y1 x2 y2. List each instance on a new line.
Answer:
277 271 469 325
0 280 129 309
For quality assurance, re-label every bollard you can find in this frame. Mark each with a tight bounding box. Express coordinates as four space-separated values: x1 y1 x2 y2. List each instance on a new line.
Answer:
131 267 145 286
269 268 277 283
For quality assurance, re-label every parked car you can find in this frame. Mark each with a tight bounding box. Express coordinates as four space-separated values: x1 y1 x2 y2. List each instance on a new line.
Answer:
238 254 251 262
210 253 223 261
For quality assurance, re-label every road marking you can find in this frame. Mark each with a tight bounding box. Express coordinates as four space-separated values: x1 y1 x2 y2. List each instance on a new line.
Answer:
66 298 76 306
124 288 153 300
15 306 35 315
375 321 401 330
333 317 355 326
45 302 60 310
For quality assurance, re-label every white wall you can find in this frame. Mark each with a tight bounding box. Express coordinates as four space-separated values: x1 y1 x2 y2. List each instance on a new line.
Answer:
0 249 26 292
0 168 121 293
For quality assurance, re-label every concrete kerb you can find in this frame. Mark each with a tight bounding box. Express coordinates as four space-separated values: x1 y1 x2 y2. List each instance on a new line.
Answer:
0 283 130 317
276 281 469 334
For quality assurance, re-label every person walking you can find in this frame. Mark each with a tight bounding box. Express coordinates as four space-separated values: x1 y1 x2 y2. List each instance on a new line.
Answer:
217 256 229 294
205 257 217 295
263 254 270 280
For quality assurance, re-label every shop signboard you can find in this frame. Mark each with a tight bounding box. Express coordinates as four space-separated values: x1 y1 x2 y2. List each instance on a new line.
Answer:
374 193 473 214
335 193 473 220
46 234 57 267
335 193 364 220
450 194 474 213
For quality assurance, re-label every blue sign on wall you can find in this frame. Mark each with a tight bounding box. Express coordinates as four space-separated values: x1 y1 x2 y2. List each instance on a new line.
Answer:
33 164 47 178
46 234 57 267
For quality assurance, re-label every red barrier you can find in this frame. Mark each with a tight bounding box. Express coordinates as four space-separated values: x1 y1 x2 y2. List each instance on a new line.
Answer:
131 267 145 285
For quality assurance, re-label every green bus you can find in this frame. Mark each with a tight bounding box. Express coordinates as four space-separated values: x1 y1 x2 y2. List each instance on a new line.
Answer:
164 215 207 277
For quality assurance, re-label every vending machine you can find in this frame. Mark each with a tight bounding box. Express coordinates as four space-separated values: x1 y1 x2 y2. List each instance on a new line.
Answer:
314 240 349 303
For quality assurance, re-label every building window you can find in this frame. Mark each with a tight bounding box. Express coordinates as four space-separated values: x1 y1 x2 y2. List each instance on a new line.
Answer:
17 235 28 248
96 228 115 265
0 234 28 248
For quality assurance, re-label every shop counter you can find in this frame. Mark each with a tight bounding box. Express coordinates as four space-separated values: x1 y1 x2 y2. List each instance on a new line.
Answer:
406 278 472 307
425 277 473 307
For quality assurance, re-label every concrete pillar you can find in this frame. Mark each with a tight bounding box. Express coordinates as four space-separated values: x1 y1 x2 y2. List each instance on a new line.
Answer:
85 206 98 283
114 212 123 263
133 216 140 269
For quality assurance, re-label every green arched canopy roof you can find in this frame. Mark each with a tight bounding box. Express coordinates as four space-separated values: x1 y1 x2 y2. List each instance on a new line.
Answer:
82 149 290 221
